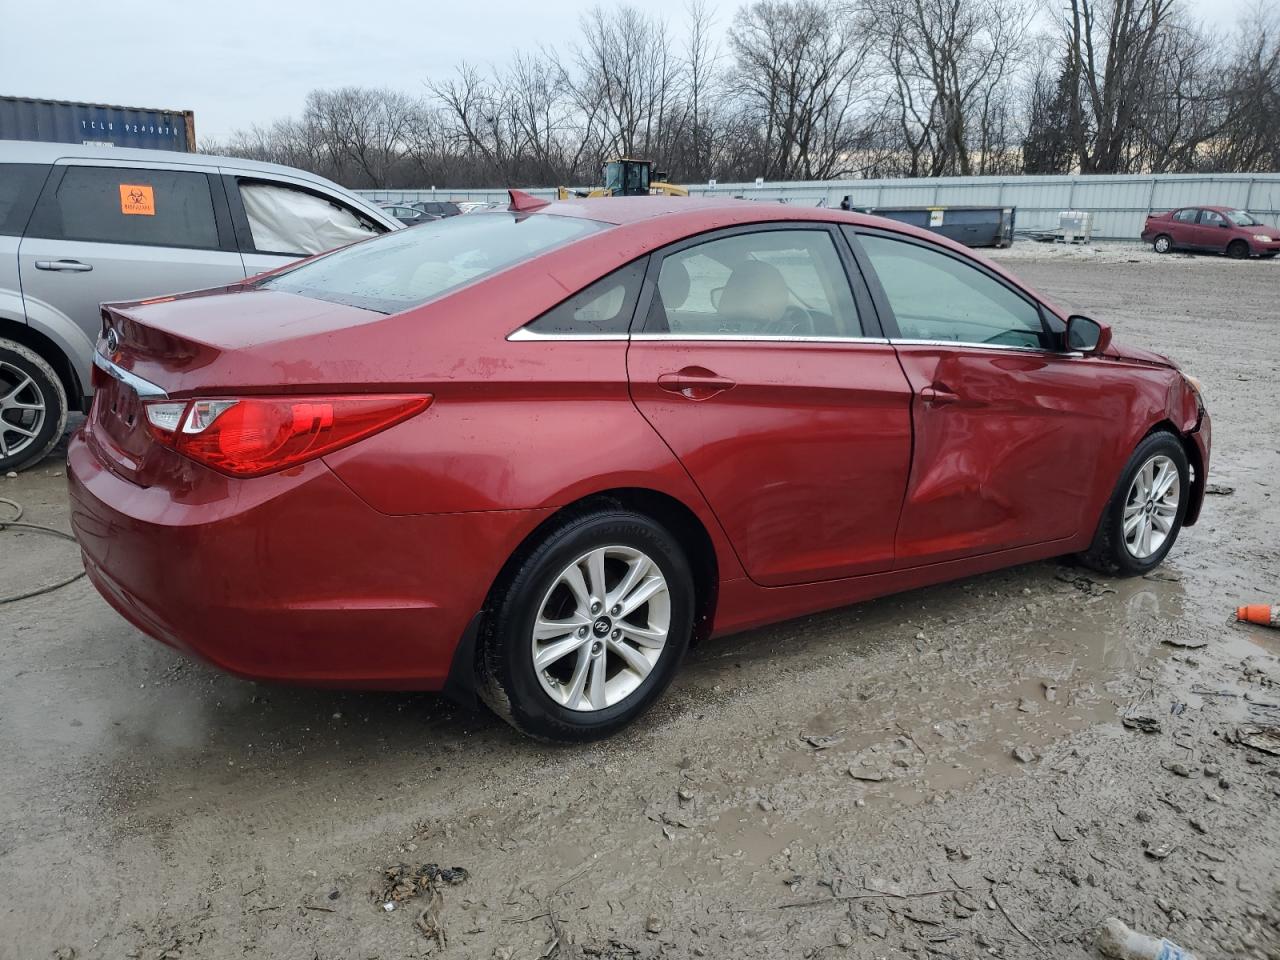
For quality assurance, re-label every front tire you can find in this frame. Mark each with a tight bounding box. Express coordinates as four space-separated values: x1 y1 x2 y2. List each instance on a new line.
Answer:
478 507 695 741
1227 239 1250 259
0 339 68 473
1152 234 1172 254
1079 431 1189 576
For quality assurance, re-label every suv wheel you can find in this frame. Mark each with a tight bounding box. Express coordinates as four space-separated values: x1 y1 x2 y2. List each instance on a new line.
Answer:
0 339 67 473
479 507 695 741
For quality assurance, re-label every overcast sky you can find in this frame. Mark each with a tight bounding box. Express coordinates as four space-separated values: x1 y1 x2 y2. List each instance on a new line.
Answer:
3 0 1257 142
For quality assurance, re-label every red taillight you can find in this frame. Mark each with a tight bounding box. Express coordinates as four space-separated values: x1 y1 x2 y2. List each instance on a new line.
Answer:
145 395 431 478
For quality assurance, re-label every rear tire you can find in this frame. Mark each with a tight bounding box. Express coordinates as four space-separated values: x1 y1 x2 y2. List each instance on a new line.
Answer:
0 339 67 473
478 507 695 742
1227 239 1250 259
1152 234 1172 254
1078 431 1189 577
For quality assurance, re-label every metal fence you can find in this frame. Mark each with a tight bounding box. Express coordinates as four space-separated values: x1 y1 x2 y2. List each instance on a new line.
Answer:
360 172 1280 239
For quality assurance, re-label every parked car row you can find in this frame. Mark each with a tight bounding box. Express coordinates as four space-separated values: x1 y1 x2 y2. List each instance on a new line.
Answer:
0 140 400 472
1142 205 1279 259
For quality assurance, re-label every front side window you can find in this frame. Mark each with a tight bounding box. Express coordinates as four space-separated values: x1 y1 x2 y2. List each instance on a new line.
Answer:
646 229 861 338
27 166 218 249
0 163 49 236
1200 210 1226 227
261 212 605 314
857 233 1047 349
239 181 382 256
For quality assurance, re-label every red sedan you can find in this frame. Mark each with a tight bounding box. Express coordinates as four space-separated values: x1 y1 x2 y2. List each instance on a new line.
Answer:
1141 205 1280 258
69 195 1211 741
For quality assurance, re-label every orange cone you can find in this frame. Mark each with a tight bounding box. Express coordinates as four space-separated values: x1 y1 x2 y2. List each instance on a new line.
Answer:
1236 604 1279 628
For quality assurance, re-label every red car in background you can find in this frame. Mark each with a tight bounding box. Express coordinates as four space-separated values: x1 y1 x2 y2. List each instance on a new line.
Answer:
69 195 1211 741
1142 205 1280 258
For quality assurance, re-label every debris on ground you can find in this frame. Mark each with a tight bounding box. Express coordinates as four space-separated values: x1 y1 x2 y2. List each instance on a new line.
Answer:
1204 484 1234 496
801 733 845 750
1012 746 1038 763
1233 723 1280 756
414 886 447 947
376 862 469 904
1122 713 1162 734
1097 916 1199 959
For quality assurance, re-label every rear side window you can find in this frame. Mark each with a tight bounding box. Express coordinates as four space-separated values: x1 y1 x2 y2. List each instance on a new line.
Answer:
26 166 219 249
526 259 647 335
261 212 605 314
238 181 381 256
0 163 49 236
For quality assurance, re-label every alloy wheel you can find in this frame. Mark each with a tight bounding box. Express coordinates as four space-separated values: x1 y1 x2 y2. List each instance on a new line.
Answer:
530 545 671 712
1122 454 1180 559
0 360 47 461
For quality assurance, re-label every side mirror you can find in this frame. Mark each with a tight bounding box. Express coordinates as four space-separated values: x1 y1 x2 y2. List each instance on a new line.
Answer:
1066 315 1112 354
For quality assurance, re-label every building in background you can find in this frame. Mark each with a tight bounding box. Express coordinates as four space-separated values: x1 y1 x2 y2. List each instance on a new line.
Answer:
0 96 195 152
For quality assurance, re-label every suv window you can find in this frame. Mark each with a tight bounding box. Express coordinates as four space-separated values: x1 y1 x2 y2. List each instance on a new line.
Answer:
527 259 647 335
0 163 49 236
238 181 381 256
1173 209 1198 224
857 233 1047 349
645 229 861 337
261 211 604 314
26 166 219 249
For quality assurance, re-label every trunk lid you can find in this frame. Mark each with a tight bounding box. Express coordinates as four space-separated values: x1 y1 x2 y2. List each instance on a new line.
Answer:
90 287 395 486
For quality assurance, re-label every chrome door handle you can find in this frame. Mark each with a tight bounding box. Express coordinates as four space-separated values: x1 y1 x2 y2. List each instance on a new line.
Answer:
657 367 736 400
920 385 958 405
34 259 93 272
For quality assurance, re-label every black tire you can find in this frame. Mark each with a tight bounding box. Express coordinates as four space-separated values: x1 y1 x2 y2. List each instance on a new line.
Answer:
0 338 68 473
1078 431 1189 577
478 507 695 742
1152 234 1172 254
1226 239 1250 260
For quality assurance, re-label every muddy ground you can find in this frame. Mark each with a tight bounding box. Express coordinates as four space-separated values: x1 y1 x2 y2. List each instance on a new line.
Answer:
1 244 1279 960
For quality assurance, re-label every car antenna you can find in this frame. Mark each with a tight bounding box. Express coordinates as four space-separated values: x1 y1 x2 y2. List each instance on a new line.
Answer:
508 189 551 213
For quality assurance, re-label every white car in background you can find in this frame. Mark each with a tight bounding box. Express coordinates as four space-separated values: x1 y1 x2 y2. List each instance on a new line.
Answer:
0 140 399 471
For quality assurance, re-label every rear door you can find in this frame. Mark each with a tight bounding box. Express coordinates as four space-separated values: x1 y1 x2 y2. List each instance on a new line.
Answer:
627 224 913 586
220 173 387 278
1169 208 1200 248
0 163 51 319
848 227 1112 568
18 160 244 351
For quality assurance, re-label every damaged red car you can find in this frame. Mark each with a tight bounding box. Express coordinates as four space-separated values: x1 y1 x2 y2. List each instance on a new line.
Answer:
69 195 1211 741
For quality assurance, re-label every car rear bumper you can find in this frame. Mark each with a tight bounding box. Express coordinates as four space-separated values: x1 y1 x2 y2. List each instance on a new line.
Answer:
67 425 551 688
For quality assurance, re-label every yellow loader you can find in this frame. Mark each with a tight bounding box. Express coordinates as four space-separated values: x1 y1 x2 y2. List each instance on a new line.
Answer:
556 158 688 200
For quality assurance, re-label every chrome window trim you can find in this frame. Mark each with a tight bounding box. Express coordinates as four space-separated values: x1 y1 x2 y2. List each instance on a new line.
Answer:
507 328 629 342
630 333 891 344
93 350 168 398
890 338 1084 358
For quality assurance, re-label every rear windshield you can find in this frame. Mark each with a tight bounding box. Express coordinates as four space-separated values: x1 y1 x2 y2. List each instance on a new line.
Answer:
261 212 603 313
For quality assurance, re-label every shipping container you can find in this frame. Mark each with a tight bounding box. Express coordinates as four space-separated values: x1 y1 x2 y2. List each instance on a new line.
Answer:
0 96 195 152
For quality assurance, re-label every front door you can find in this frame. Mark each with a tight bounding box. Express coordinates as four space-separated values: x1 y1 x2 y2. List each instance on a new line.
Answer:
849 228 1112 568
627 225 913 586
1194 209 1230 252
18 162 245 351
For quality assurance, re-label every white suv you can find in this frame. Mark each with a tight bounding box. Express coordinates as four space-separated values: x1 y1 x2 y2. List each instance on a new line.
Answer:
0 141 399 472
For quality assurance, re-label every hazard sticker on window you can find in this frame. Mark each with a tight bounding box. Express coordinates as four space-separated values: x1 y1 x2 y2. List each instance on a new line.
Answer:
119 184 155 216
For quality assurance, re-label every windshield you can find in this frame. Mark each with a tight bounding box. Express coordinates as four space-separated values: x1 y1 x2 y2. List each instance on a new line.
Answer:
261 212 604 313
1225 209 1260 227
